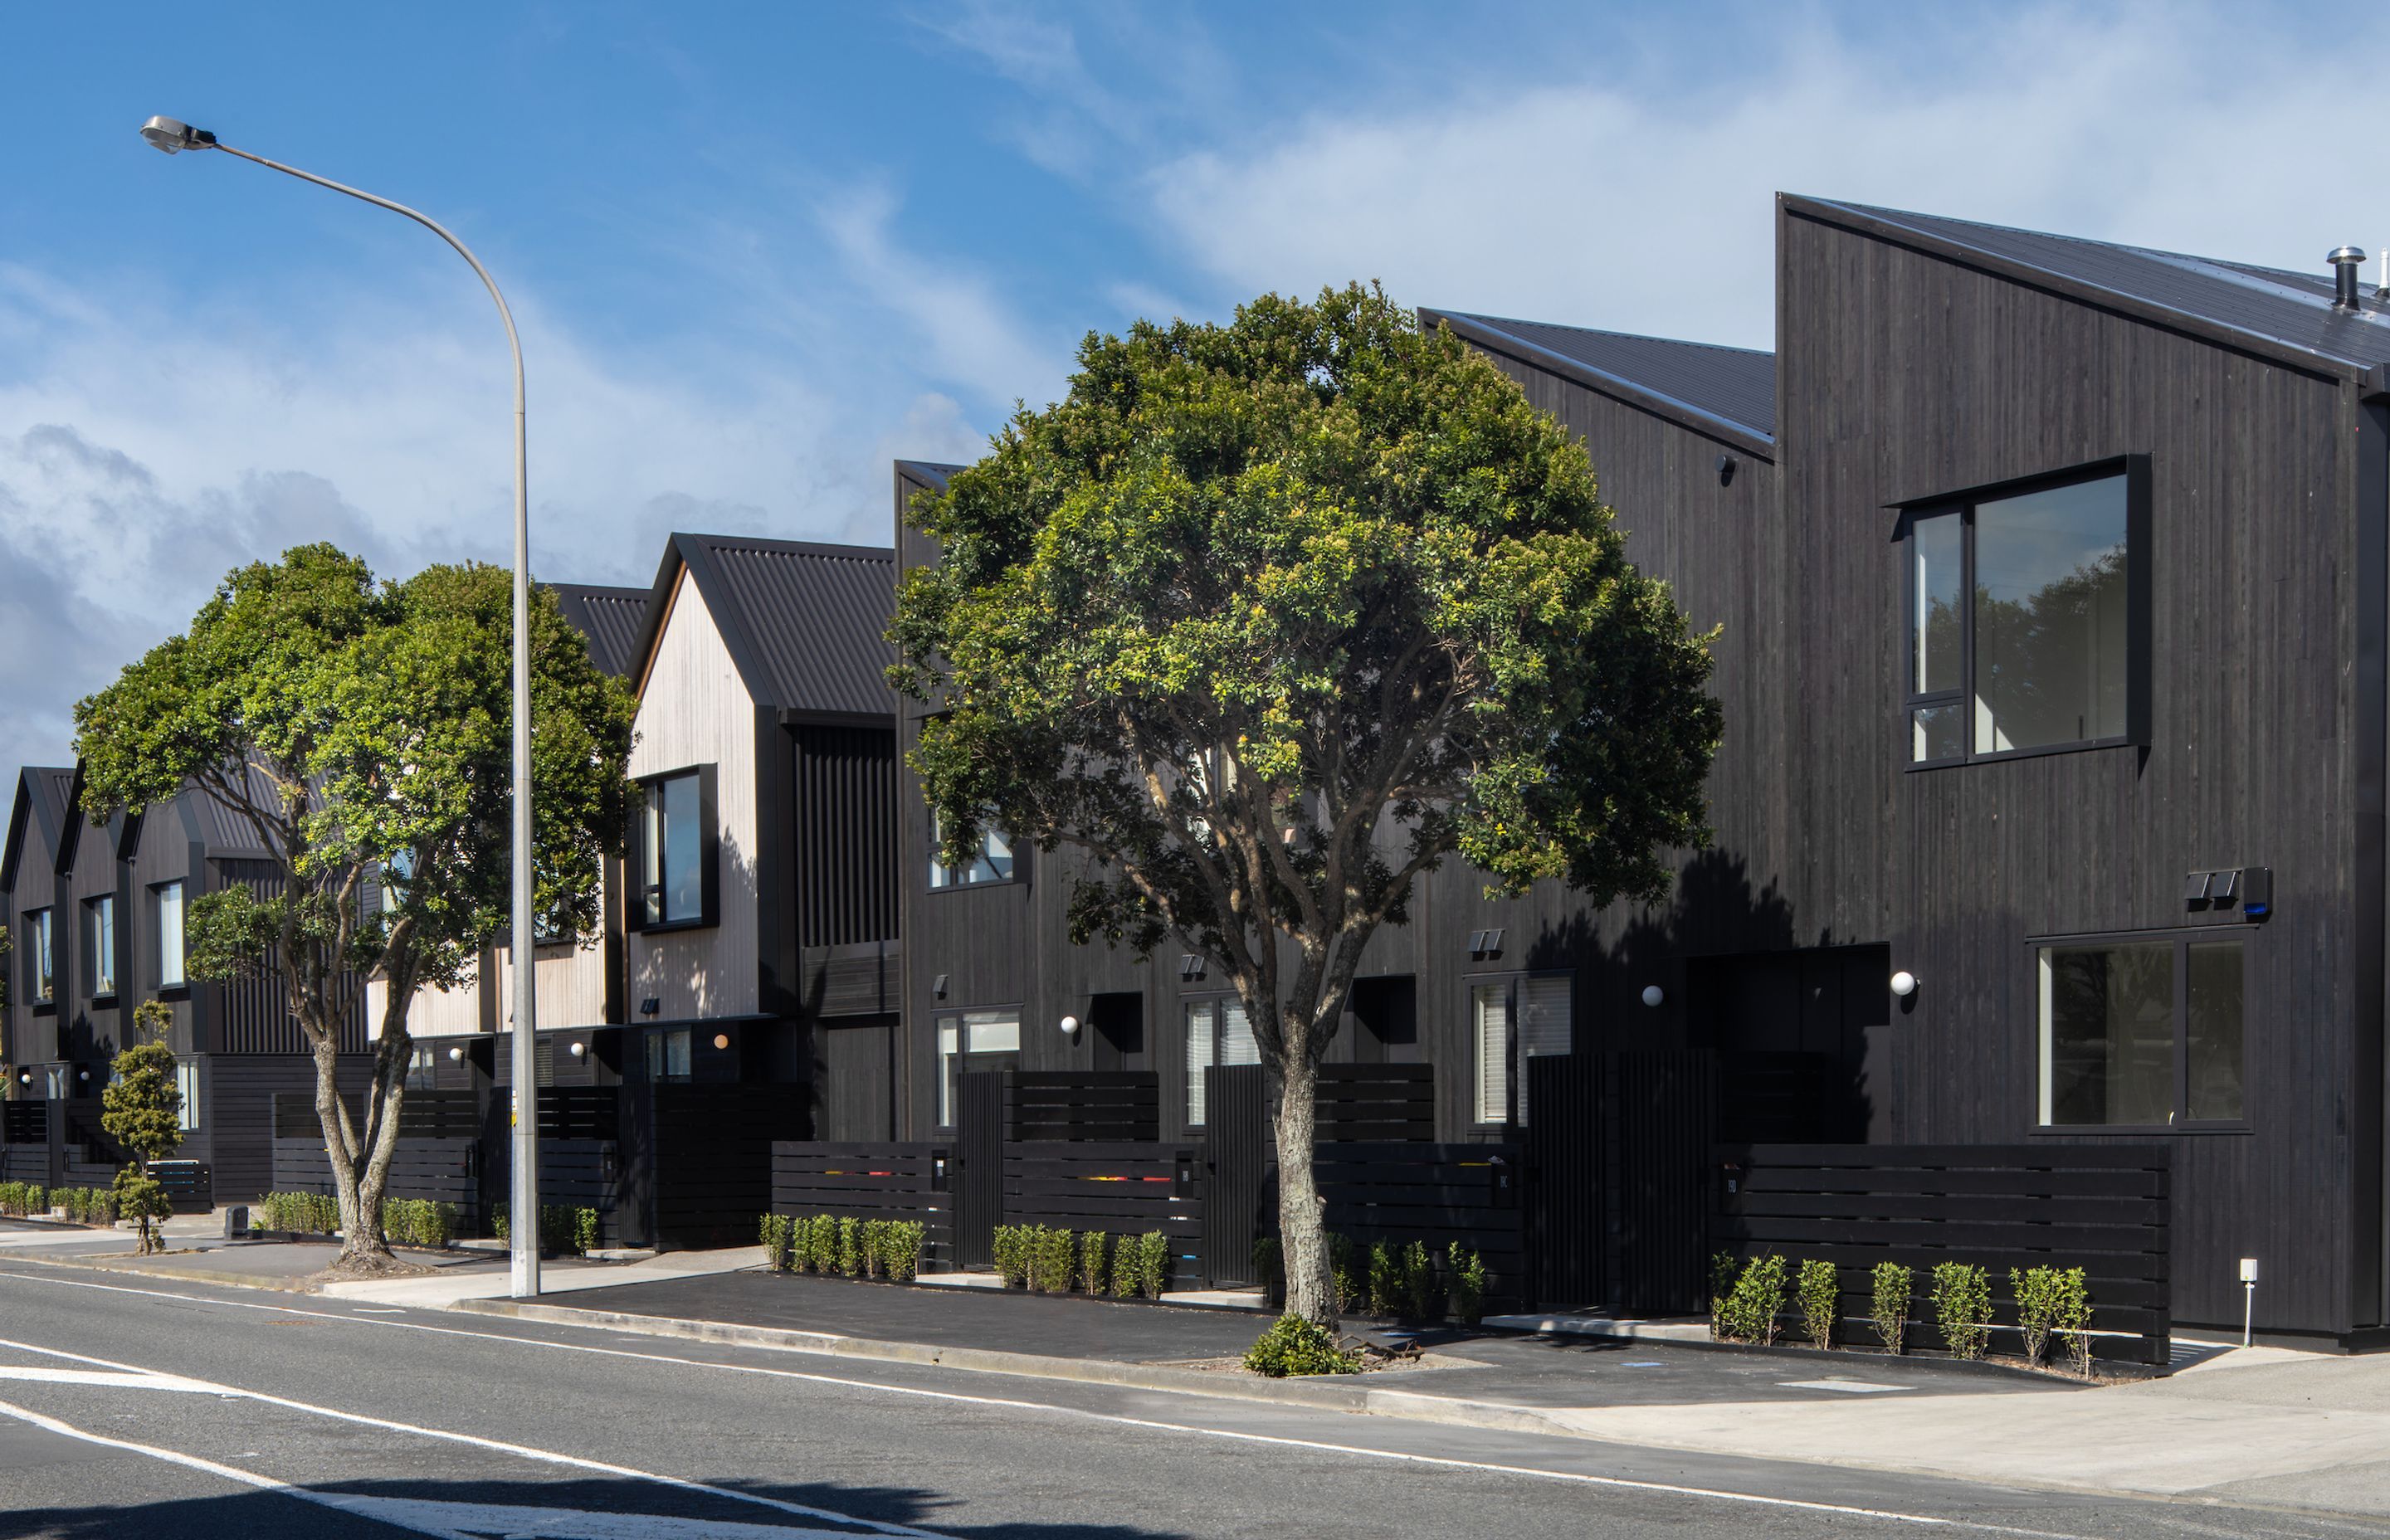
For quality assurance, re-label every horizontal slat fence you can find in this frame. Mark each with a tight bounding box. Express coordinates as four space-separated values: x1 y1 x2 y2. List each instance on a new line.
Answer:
1002 1141 1205 1290
653 1084 802 1248
1714 1143 2172 1366
3 1102 48 1144
1315 1142 1527 1309
1005 1072 1159 1143
275 1094 365 1140
539 1087 620 1142
770 1141 954 1271
1314 1064 1435 1142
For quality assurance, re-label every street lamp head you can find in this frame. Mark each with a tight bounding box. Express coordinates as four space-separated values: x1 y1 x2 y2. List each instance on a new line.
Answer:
139 116 217 154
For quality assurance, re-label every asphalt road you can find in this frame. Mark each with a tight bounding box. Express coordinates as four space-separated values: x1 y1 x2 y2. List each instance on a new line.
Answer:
0 1257 2377 1540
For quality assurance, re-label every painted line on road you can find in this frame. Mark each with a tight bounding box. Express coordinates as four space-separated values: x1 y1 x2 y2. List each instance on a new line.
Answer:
0 1268 2089 1538
0 1330 949 1540
0 1396 936 1539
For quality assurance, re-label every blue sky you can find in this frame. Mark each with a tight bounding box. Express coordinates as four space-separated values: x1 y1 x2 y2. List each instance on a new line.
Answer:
0 1 2354 775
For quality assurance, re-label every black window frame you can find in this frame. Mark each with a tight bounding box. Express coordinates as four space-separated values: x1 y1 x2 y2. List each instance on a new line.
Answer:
83 893 117 1002
627 764 719 933
926 808 1020 892
2029 924 2253 1136
24 906 54 1008
1900 455 2150 769
1179 992 1261 1129
1465 968 1574 1129
151 880 188 993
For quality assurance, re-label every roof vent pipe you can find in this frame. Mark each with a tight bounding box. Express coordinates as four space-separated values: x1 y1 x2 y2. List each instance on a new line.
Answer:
2329 246 2366 309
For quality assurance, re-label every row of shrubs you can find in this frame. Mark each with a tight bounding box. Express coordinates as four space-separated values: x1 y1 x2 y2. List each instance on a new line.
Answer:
493 1202 601 1255
993 1224 1174 1299
760 1214 925 1282
0 1183 120 1224
1711 1254 2098 1375
1252 1234 1491 1325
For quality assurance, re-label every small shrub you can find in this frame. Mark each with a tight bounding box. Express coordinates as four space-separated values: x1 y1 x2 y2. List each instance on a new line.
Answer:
1446 1243 1487 1326
1721 1255 1788 1346
1328 1232 1365 1314
758 1214 791 1271
805 1215 839 1274
1398 1240 1441 1323
2051 1267 2095 1377
1797 1260 1839 1350
1078 1230 1110 1294
1365 1240 1399 1316
880 1220 924 1282
858 1219 886 1279
993 1224 1030 1288
115 1169 168 1251
836 1216 863 1277
573 1207 599 1255
2011 1265 2059 1365
1252 1236 1285 1309
1710 1251 1740 1339
261 1191 341 1235
1137 1231 1171 1299
1933 1262 1992 1361
1870 1261 1913 1354
379 1198 460 1250
1242 1313 1360 1377
1032 1224 1076 1293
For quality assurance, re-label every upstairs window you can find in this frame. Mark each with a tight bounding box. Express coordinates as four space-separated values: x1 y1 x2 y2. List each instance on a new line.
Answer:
154 881 185 989
929 809 1015 889
635 768 715 930
25 908 52 1004
1905 461 2144 764
85 894 115 998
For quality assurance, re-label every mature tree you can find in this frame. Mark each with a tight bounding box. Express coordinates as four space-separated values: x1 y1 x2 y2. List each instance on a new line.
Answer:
103 1002 182 1255
892 285 1721 1323
76 546 637 1272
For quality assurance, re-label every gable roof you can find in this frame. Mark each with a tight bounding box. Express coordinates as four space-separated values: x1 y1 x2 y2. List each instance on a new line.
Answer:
1789 196 2390 385
632 534 898 720
547 582 651 679
0 767 73 894
895 461 962 495
1422 309 1776 456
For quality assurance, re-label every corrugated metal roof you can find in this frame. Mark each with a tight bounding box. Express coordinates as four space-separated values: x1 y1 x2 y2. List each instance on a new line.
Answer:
547 582 650 679
1801 198 2390 373
676 535 897 718
1437 314 1777 440
895 460 962 491
193 763 285 853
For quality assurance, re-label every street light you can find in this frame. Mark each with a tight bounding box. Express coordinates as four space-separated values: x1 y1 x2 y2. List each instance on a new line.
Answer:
141 115 544 1299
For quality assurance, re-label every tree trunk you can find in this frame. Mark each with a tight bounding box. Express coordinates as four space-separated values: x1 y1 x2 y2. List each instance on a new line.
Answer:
1273 1045 1334 1325
317 1036 408 1270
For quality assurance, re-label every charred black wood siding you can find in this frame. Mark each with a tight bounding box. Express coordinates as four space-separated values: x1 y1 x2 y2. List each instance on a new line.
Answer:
794 726 899 948
1777 197 2369 1338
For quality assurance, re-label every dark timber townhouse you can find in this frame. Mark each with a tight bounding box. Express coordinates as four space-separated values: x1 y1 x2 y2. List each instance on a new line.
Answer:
891 198 2390 1350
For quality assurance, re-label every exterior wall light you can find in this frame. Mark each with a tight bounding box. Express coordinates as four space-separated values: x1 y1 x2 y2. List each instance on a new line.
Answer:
1890 971 1918 997
77 1070 90 1082
568 1041 586 1059
712 1033 731 1050
446 1045 465 1063
1641 986 1665 1008
1060 1015 1080 1036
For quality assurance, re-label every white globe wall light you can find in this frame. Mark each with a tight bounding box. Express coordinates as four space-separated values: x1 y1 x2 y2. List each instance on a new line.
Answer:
1890 971 1918 998
1641 986 1665 1008
1059 1015 1080 1037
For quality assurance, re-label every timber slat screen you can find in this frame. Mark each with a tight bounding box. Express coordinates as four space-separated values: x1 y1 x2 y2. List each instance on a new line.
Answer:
1314 1142 1527 1309
1525 1053 1606 1308
1314 1063 1434 1142
769 1141 954 1270
652 1083 802 1248
2 1102 47 1144
269 1093 484 1231
1718 1052 1843 1143
1714 1143 2173 1366
274 1094 365 1140
1202 1065 1271 1287
1002 1140 1206 1289
60 1103 126 1164
539 1087 620 1142
150 1158 212 1211
1005 1071 1159 1143
954 1071 1004 1270
399 1089 481 1140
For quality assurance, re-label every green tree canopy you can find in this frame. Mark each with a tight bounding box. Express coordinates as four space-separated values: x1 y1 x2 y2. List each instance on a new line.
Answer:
892 284 1720 1321
76 545 637 1269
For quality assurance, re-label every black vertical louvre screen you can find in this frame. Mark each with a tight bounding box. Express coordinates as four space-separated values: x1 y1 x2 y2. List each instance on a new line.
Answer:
1525 1052 1607 1309
953 1070 1004 1270
1202 1063 1270 1287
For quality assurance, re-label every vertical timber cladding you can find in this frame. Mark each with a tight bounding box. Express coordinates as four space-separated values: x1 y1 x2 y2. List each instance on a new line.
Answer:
792 725 899 949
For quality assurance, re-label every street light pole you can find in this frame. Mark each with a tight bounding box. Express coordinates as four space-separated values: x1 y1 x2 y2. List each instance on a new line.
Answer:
139 115 542 1298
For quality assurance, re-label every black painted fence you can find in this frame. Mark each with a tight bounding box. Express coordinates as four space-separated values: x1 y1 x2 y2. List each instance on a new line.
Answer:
1006 1071 1158 1143
1713 1143 2173 1367
1314 1141 1528 1309
769 1141 955 1271
1002 1140 1205 1290
651 1083 803 1248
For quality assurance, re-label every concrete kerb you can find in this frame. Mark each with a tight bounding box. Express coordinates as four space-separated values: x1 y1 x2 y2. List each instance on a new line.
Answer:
7 1249 319 1293
452 1295 1584 1434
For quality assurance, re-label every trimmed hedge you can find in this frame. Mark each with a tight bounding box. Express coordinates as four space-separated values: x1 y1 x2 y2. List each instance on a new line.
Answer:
763 1213 924 1282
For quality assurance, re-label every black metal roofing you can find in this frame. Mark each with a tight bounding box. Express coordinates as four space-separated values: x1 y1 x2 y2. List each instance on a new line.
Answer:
641 535 898 718
1440 314 1778 442
1796 197 2390 376
547 583 651 679
1 767 73 891
895 461 962 492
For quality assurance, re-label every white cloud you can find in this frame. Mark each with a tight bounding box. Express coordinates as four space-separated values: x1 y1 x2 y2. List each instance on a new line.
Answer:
1143 7 2379 349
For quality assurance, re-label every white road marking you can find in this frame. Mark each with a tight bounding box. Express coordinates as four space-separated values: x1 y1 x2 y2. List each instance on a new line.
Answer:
0 1397 908 1539
1778 1380 1912 1394
0 1268 2090 1537
0 1364 217 1392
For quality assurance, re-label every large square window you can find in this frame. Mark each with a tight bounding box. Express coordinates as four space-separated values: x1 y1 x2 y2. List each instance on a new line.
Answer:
638 769 712 928
1183 996 1258 1125
929 810 1015 889
2037 930 2246 1128
154 881 185 989
1905 464 2142 763
85 894 116 998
